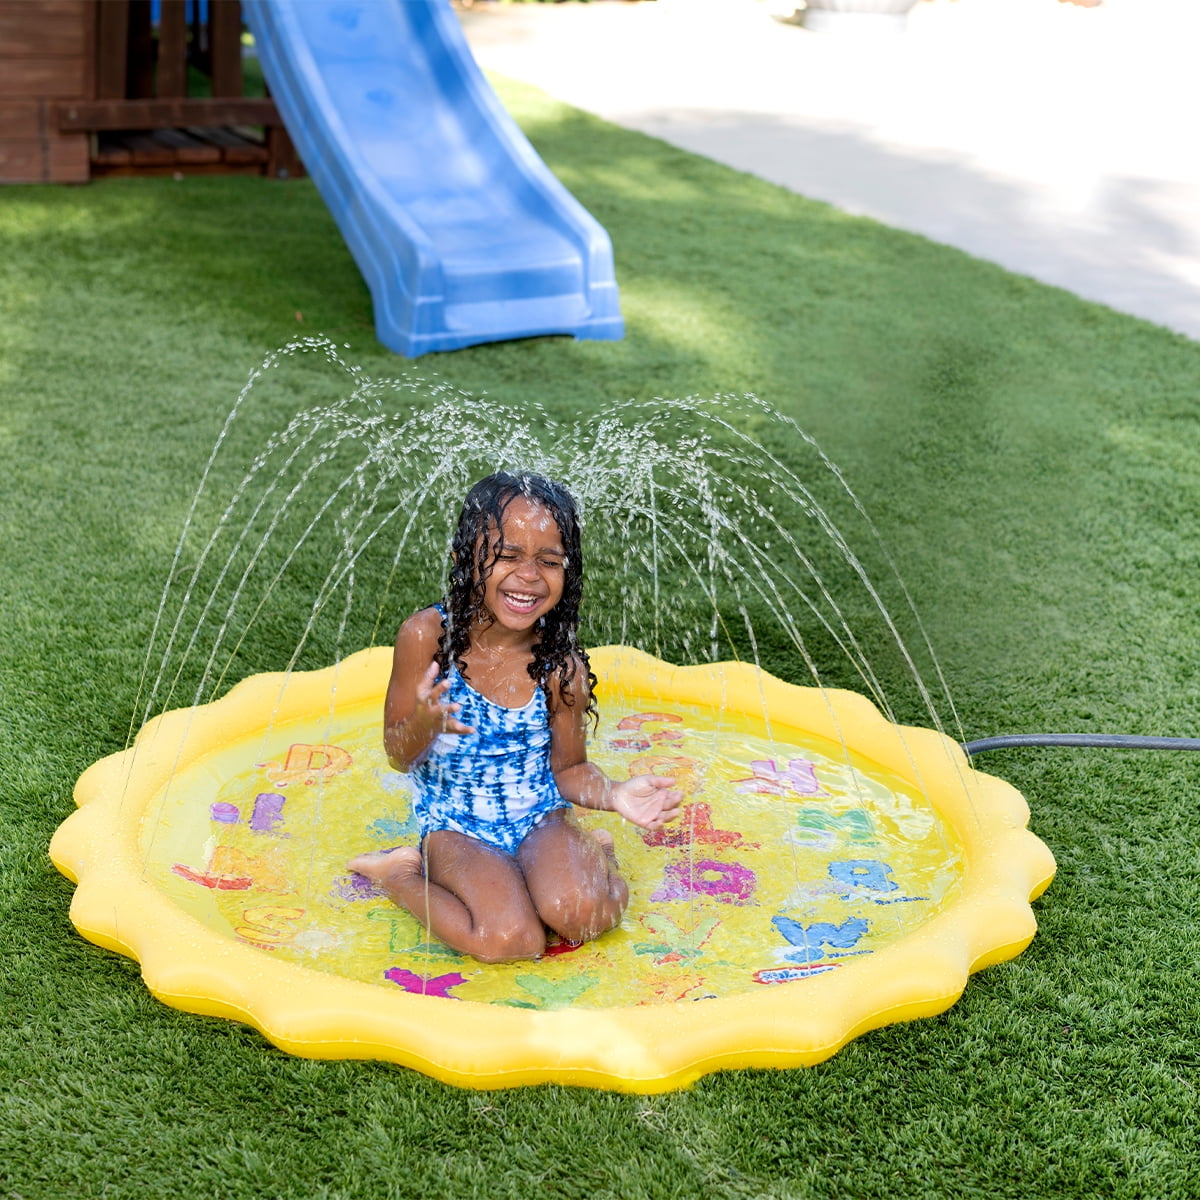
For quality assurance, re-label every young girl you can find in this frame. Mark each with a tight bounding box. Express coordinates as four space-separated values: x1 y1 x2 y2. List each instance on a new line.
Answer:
349 472 682 963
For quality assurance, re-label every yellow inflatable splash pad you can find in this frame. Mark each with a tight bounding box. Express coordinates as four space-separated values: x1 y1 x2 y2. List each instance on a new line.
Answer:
51 646 1054 1092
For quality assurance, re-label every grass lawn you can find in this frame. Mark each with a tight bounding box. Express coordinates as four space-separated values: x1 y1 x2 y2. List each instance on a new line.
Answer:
2 75 1199 1198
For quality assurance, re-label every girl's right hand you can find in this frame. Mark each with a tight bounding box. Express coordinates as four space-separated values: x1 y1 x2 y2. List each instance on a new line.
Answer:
610 774 683 831
415 661 475 737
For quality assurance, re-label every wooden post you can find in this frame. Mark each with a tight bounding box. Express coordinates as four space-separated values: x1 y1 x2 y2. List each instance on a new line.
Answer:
267 124 304 179
126 0 154 99
210 0 243 101
156 0 188 99
94 0 129 100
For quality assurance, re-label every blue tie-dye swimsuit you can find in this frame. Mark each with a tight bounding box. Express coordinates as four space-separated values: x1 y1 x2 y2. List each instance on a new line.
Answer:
410 663 571 855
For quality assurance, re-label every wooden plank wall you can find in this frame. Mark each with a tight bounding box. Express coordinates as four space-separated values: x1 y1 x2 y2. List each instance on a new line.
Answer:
0 0 92 182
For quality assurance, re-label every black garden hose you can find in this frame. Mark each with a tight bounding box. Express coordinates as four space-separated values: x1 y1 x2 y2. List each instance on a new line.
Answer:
961 733 1200 758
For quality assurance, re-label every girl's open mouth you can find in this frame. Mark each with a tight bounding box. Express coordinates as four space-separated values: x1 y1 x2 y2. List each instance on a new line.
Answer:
501 591 542 614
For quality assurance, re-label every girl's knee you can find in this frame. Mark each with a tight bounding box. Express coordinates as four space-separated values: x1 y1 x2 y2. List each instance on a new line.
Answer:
472 919 546 963
539 880 627 944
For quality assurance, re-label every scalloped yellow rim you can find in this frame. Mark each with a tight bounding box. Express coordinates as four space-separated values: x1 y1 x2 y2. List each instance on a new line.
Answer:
50 646 1055 1093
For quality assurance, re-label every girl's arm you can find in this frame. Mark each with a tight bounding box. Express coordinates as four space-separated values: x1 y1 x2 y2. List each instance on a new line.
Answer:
550 659 682 832
383 607 475 771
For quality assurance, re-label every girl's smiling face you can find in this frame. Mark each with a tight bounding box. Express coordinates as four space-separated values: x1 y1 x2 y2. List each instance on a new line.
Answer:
479 496 566 634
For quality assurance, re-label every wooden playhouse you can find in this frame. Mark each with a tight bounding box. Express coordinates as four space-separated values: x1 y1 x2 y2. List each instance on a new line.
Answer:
0 0 301 183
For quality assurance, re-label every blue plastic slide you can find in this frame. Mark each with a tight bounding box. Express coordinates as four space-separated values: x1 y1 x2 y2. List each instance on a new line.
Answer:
241 0 623 356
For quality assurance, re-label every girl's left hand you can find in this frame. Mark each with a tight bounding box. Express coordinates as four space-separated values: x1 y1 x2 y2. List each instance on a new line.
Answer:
611 775 683 831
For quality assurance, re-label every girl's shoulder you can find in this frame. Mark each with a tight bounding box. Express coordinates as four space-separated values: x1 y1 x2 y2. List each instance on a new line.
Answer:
546 652 591 707
395 604 445 650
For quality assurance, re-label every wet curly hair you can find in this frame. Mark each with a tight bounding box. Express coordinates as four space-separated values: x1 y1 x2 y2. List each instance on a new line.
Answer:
437 472 598 726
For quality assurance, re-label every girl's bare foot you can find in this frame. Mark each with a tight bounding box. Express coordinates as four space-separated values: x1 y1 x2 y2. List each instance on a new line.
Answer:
348 846 422 885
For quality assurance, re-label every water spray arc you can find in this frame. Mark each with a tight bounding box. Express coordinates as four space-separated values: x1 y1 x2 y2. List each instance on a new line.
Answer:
52 338 1059 1090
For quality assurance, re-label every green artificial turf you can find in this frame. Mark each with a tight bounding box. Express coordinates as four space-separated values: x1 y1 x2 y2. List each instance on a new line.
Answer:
3 74 1200 1199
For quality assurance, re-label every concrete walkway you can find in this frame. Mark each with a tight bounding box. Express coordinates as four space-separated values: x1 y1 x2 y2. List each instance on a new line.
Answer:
457 0 1200 341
